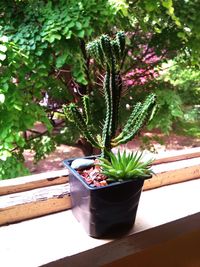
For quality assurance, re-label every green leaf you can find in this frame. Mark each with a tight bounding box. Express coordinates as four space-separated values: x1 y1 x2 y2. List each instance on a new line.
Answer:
2 83 9 92
177 32 186 40
65 30 72 39
45 34 61 43
0 128 8 139
77 30 85 38
162 0 172 9
0 94 5 104
171 107 183 117
0 53 6 61
56 53 68 68
0 150 12 161
13 104 22 111
67 21 75 28
0 36 8 43
0 44 7 53
145 0 158 12
76 22 82 30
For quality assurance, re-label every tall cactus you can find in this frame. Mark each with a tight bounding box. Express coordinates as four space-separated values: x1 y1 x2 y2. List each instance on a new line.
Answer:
63 32 156 160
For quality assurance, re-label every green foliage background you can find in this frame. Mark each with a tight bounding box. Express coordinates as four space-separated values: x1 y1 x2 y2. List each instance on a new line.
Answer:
0 0 199 179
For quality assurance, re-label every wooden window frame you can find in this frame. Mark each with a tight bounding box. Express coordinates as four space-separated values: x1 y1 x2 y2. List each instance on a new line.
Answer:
0 147 200 226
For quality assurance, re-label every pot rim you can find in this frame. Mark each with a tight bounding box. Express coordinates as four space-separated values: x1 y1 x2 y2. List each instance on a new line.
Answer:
63 155 151 191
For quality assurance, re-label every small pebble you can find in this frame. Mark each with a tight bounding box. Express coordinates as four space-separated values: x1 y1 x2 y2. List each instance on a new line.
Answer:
100 180 108 186
71 158 95 170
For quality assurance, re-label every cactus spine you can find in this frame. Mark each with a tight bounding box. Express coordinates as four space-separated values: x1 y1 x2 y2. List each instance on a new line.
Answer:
63 32 156 159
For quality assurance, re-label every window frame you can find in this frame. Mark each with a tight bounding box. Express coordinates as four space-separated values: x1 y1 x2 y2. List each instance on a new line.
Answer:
0 147 200 226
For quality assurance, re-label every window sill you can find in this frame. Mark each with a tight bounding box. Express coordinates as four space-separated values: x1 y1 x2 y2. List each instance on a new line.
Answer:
0 147 200 226
0 178 200 267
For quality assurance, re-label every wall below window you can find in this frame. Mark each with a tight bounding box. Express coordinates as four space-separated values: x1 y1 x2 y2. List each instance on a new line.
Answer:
105 230 200 267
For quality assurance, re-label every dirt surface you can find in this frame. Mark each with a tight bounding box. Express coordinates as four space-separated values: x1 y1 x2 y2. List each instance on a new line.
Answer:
24 145 84 174
24 132 200 175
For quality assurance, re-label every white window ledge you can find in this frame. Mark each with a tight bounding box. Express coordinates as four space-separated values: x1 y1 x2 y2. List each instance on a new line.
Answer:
0 178 200 267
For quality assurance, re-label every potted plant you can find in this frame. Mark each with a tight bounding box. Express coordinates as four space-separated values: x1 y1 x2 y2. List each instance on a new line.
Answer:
63 32 156 238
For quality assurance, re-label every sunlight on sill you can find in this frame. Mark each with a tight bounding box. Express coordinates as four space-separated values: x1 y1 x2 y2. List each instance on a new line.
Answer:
0 178 200 267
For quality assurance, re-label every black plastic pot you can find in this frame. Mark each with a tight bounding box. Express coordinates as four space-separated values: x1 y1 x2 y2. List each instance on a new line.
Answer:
63 156 149 238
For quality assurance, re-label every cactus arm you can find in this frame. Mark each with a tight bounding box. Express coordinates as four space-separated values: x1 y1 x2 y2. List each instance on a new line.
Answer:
109 32 125 139
100 35 113 67
111 71 122 138
63 105 75 122
112 101 142 143
65 103 101 149
122 102 143 134
116 31 125 57
82 95 91 125
109 60 115 137
102 69 112 153
112 94 156 146
111 40 120 64
86 40 104 66
102 60 122 153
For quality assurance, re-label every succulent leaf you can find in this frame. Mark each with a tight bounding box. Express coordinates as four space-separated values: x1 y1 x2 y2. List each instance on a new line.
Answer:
98 150 153 182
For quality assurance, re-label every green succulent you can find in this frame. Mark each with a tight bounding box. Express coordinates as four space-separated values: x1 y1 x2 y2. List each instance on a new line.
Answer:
98 150 154 182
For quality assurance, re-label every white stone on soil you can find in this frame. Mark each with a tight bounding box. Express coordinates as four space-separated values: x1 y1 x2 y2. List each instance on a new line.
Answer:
71 158 95 170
